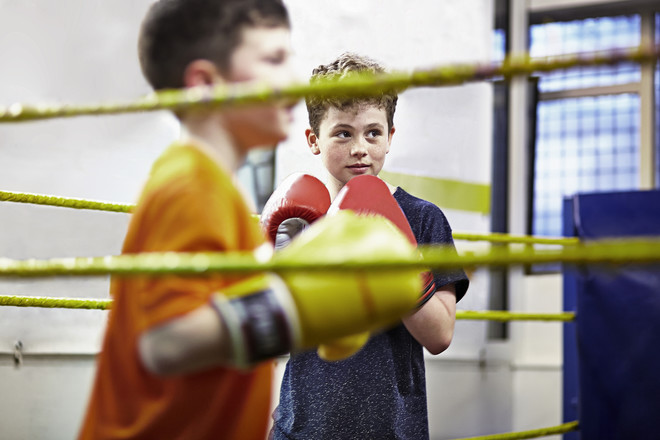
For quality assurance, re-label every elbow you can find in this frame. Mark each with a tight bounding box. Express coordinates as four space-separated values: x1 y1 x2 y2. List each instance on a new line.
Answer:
424 331 453 356
138 332 181 376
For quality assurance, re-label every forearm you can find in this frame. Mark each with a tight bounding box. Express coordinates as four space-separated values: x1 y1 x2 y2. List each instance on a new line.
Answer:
138 275 292 376
138 304 233 376
402 283 457 355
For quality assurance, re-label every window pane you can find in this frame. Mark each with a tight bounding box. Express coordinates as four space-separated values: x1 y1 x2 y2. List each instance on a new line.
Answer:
237 149 275 213
529 15 643 246
530 16 641 93
493 28 506 62
533 94 640 238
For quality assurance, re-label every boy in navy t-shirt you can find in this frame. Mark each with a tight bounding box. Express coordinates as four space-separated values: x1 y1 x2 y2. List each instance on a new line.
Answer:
271 52 470 439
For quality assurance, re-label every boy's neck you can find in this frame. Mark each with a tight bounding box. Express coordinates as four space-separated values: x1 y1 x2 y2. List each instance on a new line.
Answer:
328 177 397 200
180 115 245 173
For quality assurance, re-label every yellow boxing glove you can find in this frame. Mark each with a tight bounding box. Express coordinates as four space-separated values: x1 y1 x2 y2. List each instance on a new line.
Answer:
316 333 370 361
316 175 437 360
275 210 421 347
211 210 421 367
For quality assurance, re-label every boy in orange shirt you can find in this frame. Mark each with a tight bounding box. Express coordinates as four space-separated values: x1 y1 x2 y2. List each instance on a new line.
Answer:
78 2 422 440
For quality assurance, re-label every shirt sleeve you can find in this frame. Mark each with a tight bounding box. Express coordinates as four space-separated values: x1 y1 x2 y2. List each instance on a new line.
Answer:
402 194 469 303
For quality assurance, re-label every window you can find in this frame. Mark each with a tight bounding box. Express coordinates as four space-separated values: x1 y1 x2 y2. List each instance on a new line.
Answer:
529 15 651 239
534 94 640 236
236 149 276 213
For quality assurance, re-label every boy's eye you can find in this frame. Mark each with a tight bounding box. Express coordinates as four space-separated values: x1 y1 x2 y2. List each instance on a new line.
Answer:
367 129 382 138
264 51 286 65
265 56 283 65
335 131 350 139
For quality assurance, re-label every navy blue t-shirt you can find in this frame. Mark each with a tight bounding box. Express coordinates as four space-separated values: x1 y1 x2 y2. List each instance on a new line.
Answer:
272 188 469 440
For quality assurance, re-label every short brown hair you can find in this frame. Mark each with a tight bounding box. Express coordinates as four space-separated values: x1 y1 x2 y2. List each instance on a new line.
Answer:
138 0 290 91
306 53 398 135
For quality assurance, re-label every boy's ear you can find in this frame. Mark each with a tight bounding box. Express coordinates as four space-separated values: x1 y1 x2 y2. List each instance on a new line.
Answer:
306 128 320 155
183 59 224 88
387 126 396 153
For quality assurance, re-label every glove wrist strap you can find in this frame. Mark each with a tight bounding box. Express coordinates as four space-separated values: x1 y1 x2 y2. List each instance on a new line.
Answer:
275 217 310 250
211 275 300 368
417 271 437 308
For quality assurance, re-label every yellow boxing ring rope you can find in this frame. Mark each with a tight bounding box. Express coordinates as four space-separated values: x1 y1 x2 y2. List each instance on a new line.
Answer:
0 46 657 123
2 45 658 440
0 295 576 322
452 421 579 440
1 237 658 277
0 189 582 246
0 189 134 213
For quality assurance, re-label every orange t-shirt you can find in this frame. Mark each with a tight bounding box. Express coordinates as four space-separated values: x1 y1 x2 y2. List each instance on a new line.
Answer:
78 143 272 440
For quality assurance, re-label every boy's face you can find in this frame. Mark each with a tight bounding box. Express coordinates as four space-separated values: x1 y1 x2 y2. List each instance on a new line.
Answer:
221 26 296 152
307 104 394 196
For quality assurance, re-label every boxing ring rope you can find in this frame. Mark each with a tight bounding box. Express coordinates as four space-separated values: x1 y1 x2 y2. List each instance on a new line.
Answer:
1 237 658 277
451 233 578 246
0 190 133 213
0 295 112 310
2 46 658 440
453 421 579 440
0 46 657 123
0 295 576 322
0 189 582 246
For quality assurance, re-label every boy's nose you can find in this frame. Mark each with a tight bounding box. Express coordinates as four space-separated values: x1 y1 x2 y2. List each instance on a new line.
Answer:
350 140 368 157
272 65 302 107
277 61 302 88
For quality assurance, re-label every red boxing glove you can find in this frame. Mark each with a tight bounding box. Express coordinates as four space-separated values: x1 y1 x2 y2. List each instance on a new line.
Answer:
328 175 436 306
261 173 331 249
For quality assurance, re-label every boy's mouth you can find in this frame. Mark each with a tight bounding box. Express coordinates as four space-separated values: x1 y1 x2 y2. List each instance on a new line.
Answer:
347 164 370 173
281 104 296 121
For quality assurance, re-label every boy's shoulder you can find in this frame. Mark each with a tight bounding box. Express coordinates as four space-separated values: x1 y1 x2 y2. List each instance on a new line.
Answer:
393 187 443 214
145 142 222 193
393 187 453 232
129 141 252 244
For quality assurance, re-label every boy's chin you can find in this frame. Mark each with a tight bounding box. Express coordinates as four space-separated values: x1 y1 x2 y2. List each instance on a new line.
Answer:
256 118 291 146
267 127 290 146
247 133 289 151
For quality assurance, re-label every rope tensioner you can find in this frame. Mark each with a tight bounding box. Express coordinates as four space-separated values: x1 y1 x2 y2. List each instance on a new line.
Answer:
0 237 659 278
0 46 657 123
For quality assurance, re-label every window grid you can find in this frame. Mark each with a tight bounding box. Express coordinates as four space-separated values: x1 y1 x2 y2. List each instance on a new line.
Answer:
534 94 640 237
529 16 642 239
493 28 506 62
530 16 641 93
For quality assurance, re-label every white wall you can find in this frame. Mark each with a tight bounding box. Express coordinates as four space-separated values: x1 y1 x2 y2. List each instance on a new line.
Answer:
0 1 566 439
0 0 177 354
511 274 563 439
0 355 97 440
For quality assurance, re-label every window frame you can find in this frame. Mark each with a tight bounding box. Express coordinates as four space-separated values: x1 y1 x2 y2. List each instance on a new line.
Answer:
510 7 657 275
